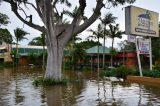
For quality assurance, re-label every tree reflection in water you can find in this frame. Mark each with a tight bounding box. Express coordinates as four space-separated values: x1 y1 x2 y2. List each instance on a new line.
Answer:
1 67 160 105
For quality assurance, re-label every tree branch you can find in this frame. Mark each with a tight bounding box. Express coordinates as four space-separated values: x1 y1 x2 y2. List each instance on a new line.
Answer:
73 0 104 35
10 1 45 33
52 0 58 8
36 0 43 19
25 1 37 11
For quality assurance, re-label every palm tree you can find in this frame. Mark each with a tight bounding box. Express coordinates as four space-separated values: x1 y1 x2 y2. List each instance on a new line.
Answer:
0 28 12 44
88 24 103 74
28 33 46 69
66 35 82 70
14 28 29 59
109 24 124 67
100 13 117 68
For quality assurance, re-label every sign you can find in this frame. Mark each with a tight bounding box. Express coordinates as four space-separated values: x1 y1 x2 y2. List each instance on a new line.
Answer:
138 38 150 54
127 35 136 43
125 6 159 37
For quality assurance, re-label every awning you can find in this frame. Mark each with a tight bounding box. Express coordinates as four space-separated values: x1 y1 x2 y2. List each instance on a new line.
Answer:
0 46 6 50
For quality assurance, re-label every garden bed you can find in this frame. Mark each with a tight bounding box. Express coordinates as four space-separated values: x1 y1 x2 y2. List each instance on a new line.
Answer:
127 75 160 84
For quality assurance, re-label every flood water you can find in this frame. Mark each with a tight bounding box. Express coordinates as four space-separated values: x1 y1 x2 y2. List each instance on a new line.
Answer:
0 67 160 106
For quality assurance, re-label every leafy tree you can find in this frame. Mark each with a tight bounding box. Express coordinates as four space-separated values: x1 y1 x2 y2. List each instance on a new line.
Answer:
119 40 136 52
14 28 29 58
100 13 117 68
0 28 12 44
0 13 9 26
88 23 104 72
2 0 136 80
66 35 81 69
77 40 101 50
28 35 45 46
71 43 86 68
109 24 124 67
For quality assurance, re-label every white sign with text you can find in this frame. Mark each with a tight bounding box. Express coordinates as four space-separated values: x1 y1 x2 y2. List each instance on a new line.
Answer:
138 38 150 54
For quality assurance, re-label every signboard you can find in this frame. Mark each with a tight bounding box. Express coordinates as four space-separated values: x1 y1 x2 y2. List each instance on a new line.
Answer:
127 35 136 43
125 6 159 37
138 38 150 54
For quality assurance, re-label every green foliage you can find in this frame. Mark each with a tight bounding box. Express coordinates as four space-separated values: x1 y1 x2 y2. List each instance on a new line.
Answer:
100 66 136 79
108 24 123 39
0 28 12 44
0 13 9 26
28 53 39 65
152 37 160 64
14 28 29 42
109 48 117 55
0 62 13 67
108 0 136 7
88 24 104 40
100 13 117 26
33 77 68 86
77 40 101 50
28 33 45 46
115 66 136 79
100 68 117 77
27 52 47 65
63 61 72 70
142 70 160 78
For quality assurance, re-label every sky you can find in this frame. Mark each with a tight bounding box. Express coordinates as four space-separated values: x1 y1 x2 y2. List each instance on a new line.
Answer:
0 0 160 48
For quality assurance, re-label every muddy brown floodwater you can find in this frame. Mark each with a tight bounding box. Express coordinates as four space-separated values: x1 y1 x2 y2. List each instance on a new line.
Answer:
0 66 160 106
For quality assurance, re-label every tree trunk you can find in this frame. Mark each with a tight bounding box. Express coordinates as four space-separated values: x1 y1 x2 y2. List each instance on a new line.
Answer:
44 38 64 80
103 37 105 69
97 37 100 75
16 41 18 58
44 24 72 80
110 38 114 67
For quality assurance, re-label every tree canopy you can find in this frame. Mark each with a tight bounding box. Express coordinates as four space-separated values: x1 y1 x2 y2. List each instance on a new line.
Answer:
0 28 12 44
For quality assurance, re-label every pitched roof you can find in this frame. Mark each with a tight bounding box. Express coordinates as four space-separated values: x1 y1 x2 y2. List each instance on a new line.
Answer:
86 46 110 54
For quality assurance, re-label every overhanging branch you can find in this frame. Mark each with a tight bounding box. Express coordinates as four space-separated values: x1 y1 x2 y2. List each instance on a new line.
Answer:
10 1 45 33
73 0 104 35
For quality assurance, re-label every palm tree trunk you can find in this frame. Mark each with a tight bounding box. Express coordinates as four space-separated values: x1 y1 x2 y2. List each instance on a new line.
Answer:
103 37 105 69
110 38 114 67
97 37 100 75
16 41 18 65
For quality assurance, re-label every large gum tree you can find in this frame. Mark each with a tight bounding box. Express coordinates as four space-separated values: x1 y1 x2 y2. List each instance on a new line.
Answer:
2 0 135 80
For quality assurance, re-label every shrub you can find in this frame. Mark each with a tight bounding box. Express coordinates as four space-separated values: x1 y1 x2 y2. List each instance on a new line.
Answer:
115 66 136 79
33 77 68 86
0 62 13 67
100 66 136 79
142 70 160 78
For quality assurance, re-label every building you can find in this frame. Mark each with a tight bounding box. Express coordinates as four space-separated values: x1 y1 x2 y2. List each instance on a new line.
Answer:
0 44 47 65
85 46 137 68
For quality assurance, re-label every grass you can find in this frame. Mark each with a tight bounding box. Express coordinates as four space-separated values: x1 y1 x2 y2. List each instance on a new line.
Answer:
33 77 69 86
33 76 83 86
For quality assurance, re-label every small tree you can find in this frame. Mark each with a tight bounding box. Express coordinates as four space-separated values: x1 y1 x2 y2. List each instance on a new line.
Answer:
0 28 12 44
100 13 117 68
28 33 46 69
88 24 103 73
14 28 29 58
109 24 124 67
0 13 9 26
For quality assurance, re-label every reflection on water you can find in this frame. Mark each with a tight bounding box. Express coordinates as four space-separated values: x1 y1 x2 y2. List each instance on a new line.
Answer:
0 67 160 106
